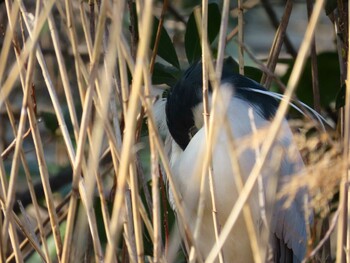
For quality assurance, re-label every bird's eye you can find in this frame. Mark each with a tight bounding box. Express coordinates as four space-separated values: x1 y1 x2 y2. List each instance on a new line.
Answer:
188 125 199 140
162 89 170 98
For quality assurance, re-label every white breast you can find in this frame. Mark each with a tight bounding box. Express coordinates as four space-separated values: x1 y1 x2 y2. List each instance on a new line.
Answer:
167 96 306 262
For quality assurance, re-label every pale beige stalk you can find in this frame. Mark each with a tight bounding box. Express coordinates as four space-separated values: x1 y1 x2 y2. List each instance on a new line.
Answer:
0 0 56 108
205 0 325 261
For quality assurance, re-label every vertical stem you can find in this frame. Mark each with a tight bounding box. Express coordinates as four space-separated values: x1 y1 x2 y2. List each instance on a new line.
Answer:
260 0 293 89
237 0 244 75
104 1 154 262
150 0 168 74
145 55 162 261
337 1 350 262
306 0 321 113
215 0 230 80
89 0 95 45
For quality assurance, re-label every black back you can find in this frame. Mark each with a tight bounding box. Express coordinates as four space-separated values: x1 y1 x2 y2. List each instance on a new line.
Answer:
165 58 279 150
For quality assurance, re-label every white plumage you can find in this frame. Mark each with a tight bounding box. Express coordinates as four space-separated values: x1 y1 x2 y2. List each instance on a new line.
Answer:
155 59 311 263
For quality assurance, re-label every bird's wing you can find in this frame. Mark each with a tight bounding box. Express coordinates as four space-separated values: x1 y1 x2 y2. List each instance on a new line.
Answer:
270 125 310 263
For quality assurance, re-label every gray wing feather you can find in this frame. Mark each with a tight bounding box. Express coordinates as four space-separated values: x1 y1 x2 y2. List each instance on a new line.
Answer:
271 140 310 263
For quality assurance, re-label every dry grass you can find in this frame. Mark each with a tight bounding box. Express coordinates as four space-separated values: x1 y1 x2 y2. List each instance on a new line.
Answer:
0 0 347 262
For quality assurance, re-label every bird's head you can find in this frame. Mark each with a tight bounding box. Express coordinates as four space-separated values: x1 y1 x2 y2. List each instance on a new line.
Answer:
165 57 279 150
165 60 204 150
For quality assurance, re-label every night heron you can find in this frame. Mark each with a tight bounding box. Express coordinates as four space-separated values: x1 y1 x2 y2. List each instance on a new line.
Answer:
155 58 312 263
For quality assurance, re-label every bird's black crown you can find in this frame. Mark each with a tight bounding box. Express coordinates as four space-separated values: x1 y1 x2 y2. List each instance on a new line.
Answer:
165 57 278 150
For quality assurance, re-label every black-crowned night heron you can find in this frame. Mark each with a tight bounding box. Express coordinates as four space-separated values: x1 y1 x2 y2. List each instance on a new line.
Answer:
155 58 311 263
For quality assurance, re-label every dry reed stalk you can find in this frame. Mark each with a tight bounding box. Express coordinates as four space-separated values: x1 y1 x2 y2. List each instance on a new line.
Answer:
0 1 22 261
0 150 7 262
261 0 296 58
2 103 27 262
205 0 325 261
0 0 56 109
76 1 136 261
76 58 122 161
239 40 328 134
149 126 162 262
303 208 339 263
104 1 155 262
47 12 80 140
129 163 144 263
147 113 202 261
63 0 86 102
26 70 63 261
0 0 20 85
60 0 104 260
78 1 124 157
215 0 230 80
40 12 111 255
17 202 43 260
150 0 168 74
192 3 223 263
226 26 239 43
0 1 339 262
0 197 46 262
13 209 48 261
306 0 326 258
109 7 148 261
306 0 321 113
6 102 51 262
183 23 262 262
61 62 92 263
18 0 76 161
336 1 350 260
206 49 262 263
2 1 62 260
72 54 122 255
89 0 95 46
237 0 244 75
225 117 268 263
78 182 103 262
140 89 204 263
6 194 71 262
75 0 122 260
124 190 138 263
80 2 93 62
143 36 163 261
0 189 45 262
0 127 30 160
260 0 293 88
18 2 100 261
118 40 131 117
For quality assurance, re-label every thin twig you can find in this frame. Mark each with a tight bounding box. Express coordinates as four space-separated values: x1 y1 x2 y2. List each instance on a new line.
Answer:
150 0 168 74
128 0 138 59
144 64 163 262
89 0 95 45
303 209 339 262
261 0 297 58
237 0 244 74
194 3 224 263
6 194 70 262
306 0 321 113
6 101 51 263
336 0 350 259
0 0 56 109
1 128 31 160
215 0 230 80
260 0 293 89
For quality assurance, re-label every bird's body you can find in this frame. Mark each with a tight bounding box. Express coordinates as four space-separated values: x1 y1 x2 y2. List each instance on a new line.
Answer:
156 58 310 262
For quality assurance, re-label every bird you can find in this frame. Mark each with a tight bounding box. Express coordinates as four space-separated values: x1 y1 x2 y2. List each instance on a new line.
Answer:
154 57 312 263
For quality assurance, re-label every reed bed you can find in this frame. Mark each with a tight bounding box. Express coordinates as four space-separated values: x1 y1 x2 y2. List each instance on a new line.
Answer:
0 0 347 262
